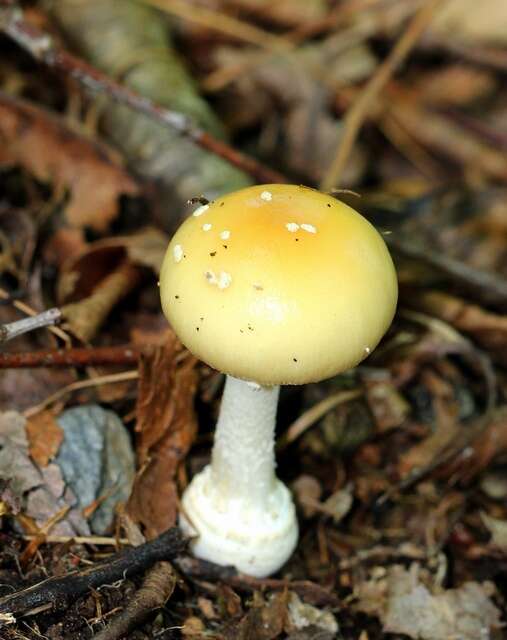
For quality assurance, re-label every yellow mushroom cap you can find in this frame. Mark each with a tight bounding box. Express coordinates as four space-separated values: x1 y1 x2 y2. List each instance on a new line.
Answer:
160 184 397 386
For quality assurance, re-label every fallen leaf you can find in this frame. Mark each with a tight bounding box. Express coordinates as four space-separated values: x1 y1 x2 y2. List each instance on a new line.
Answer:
432 0 507 45
354 564 502 640
291 475 323 518
220 591 289 640
385 569 501 640
197 596 218 620
286 592 339 635
26 411 64 467
0 91 139 231
481 512 507 551
388 98 507 182
127 330 198 538
285 628 338 640
181 616 206 637
398 372 460 478
321 488 353 525
412 65 496 107
216 584 243 619
364 376 410 432
62 261 140 342
0 411 89 536
230 0 327 27
415 291 507 366
443 407 507 483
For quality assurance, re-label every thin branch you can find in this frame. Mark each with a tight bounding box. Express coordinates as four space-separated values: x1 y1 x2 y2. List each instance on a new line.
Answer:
0 5 286 185
24 370 139 418
0 345 139 368
145 0 293 52
0 288 70 345
320 0 444 190
0 528 186 620
22 534 129 546
277 389 362 451
0 308 61 343
387 235 507 309
92 561 176 640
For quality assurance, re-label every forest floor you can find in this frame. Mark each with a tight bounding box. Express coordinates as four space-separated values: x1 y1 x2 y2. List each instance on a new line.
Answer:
0 1 507 638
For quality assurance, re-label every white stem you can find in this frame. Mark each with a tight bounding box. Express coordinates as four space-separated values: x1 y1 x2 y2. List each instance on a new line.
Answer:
210 376 280 507
180 374 298 576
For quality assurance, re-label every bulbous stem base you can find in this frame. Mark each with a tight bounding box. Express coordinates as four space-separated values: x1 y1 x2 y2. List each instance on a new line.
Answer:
180 465 298 577
180 375 298 577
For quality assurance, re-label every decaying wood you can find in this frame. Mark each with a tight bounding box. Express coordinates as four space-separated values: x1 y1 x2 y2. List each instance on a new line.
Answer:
0 528 186 621
92 561 177 640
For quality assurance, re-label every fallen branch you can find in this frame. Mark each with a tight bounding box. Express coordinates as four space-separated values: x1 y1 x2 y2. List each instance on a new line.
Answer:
0 287 69 344
0 308 61 343
387 235 507 309
176 557 339 608
0 528 186 621
92 561 176 640
0 5 286 185
0 345 139 368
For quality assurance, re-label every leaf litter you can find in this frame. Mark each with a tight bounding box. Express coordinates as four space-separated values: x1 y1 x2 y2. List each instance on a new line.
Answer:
1 0 507 638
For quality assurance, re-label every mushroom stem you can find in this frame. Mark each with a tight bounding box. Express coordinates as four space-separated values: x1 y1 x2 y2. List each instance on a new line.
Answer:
179 375 297 577
210 375 279 507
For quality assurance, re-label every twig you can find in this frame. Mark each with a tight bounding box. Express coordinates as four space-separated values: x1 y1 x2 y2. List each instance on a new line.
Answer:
320 0 443 190
277 389 362 451
92 561 176 640
0 5 286 185
176 556 339 607
387 235 507 309
0 308 61 343
0 528 186 620
428 36 507 73
24 370 139 418
145 0 292 52
0 345 139 368
0 288 70 345
22 534 129 546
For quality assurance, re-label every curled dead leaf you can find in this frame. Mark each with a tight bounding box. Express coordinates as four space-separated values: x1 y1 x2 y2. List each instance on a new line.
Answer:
0 92 139 231
26 411 64 467
127 330 198 538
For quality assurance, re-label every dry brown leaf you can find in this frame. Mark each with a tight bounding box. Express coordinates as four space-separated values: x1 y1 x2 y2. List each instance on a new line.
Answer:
415 291 507 365
412 66 496 107
432 0 507 45
286 592 338 635
26 411 64 468
62 261 140 343
181 616 206 637
127 330 197 538
364 377 410 432
389 100 507 182
220 591 289 640
42 228 88 271
481 512 507 551
57 228 169 303
229 0 327 27
446 407 507 482
0 92 139 231
398 372 460 478
291 475 322 518
354 564 501 640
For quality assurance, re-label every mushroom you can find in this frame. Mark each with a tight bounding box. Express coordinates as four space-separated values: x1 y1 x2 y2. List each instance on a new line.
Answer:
159 184 397 577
